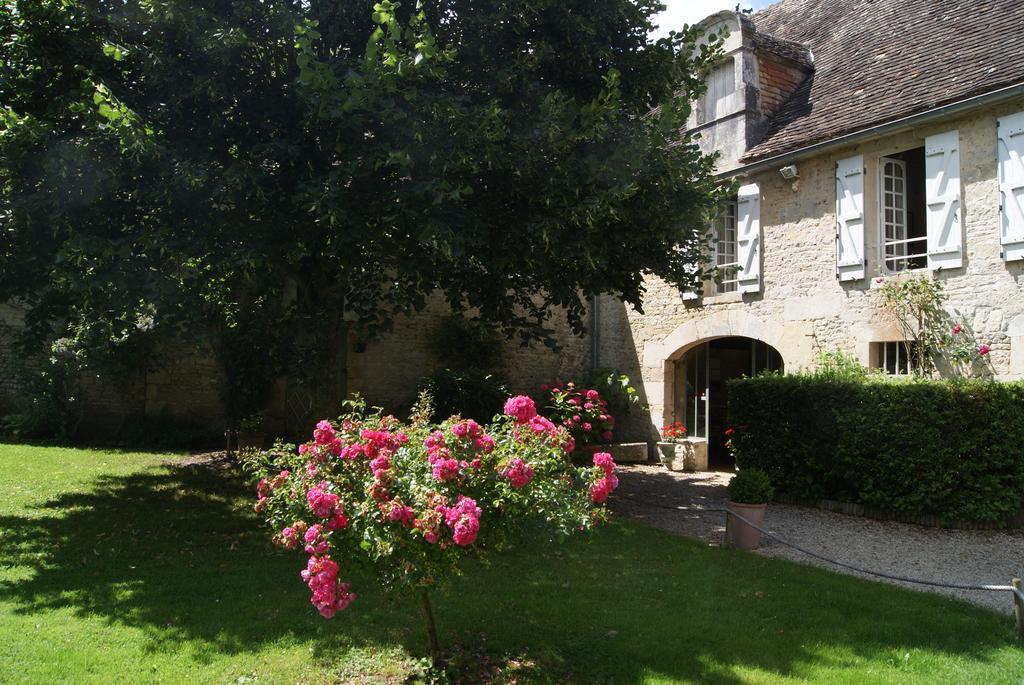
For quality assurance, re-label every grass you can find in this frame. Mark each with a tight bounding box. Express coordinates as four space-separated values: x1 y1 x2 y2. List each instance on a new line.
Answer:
0 443 1022 684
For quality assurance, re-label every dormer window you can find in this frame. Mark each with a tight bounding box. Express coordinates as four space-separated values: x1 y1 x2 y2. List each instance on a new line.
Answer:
698 58 737 124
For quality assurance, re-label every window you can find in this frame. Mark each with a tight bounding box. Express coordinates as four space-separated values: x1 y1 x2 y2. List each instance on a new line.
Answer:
698 58 736 123
879 147 927 271
710 196 739 294
872 341 921 375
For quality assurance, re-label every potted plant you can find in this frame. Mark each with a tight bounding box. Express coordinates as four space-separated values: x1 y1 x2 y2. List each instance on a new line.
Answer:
725 468 774 550
237 412 268 451
657 422 687 467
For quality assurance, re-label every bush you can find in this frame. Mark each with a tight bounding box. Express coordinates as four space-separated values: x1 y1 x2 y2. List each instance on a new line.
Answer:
727 374 1024 523
727 468 774 504
581 368 643 420
242 393 618 657
537 381 616 446
416 368 509 423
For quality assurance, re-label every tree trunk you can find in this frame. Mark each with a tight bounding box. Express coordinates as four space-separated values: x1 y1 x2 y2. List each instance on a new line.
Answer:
419 589 442 664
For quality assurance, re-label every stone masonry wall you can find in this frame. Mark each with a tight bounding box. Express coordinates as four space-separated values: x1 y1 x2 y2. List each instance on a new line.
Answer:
0 302 226 438
347 295 590 415
593 97 1024 441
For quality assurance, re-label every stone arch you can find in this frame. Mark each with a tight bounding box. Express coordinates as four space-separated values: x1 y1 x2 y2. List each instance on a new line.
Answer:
640 309 815 432
646 309 811 367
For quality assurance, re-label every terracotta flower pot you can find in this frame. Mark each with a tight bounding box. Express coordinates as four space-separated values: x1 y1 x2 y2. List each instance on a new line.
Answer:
726 500 767 550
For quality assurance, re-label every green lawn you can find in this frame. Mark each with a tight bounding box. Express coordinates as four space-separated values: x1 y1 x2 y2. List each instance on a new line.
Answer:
0 444 1021 684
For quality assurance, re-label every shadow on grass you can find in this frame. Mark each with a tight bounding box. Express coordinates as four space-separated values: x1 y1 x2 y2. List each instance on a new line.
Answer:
0 456 1019 683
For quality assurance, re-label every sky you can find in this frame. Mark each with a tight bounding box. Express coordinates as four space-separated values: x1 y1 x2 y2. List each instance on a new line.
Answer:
649 0 773 38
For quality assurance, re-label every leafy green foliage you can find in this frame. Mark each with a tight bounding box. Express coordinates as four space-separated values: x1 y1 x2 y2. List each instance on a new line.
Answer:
417 368 510 423
813 348 878 381
1 338 85 440
582 368 644 418
425 316 504 372
728 374 1024 522
727 468 774 505
876 275 989 376
0 0 724 422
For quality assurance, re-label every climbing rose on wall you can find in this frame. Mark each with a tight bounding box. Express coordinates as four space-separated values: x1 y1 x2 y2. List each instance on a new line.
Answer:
243 394 615 656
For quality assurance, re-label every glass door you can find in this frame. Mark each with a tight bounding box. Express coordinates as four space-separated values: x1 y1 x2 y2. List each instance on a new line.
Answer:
684 342 709 439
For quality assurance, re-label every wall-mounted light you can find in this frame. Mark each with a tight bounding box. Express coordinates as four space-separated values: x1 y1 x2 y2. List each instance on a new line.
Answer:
779 164 799 180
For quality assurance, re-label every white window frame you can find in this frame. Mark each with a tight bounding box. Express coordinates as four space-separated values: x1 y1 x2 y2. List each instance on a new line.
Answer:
878 156 927 273
710 197 739 295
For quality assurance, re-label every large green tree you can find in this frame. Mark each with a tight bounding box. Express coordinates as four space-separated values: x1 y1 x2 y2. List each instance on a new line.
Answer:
0 0 722 421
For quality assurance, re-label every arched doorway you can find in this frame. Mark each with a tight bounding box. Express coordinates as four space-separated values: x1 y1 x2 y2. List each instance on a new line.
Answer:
672 337 782 470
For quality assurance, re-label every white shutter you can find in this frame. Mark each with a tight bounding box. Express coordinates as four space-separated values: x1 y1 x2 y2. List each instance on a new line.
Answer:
835 155 865 281
735 183 761 293
998 111 1024 262
925 130 963 270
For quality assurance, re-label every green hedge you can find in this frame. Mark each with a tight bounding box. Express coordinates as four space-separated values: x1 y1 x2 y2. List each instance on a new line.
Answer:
727 375 1024 523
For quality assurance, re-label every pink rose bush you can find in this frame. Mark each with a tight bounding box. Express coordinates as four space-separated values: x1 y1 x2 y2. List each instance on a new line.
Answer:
244 394 616 621
537 381 616 446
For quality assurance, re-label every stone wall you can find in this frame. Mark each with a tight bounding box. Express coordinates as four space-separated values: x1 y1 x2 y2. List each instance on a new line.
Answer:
347 295 591 415
593 97 1024 440
0 303 226 438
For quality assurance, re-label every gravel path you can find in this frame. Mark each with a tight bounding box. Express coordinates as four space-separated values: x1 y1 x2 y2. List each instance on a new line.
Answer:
611 464 1024 614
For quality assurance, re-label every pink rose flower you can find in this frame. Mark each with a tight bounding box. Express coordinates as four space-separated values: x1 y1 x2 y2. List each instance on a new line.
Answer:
444 496 482 546
593 452 616 476
503 395 538 424
326 510 348 530
280 526 301 550
307 486 340 519
502 458 534 488
451 419 482 440
303 525 328 554
528 415 557 435
979 344 991 356
590 474 619 504
431 457 460 482
313 420 336 446
302 555 356 618
369 455 391 477
388 503 416 526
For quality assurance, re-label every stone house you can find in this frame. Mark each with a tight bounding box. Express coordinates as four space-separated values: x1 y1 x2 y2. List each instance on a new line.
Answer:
586 0 1024 467
3 0 1023 453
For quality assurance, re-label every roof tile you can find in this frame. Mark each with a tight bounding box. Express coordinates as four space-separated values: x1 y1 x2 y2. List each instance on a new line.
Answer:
742 0 1024 161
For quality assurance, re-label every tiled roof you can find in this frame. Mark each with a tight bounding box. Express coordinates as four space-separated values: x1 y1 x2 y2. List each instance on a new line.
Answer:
749 30 813 71
742 0 1024 162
